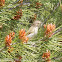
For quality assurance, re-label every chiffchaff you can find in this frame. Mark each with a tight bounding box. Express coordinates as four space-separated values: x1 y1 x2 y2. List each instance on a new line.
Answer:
26 20 41 38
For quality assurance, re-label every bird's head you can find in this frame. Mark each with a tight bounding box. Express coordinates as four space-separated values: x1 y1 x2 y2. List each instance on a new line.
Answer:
32 20 41 27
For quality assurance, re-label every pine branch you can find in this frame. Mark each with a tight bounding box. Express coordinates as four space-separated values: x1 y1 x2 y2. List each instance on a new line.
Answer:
0 46 6 52
39 27 62 41
9 2 30 10
9 2 23 10
12 0 20 4
42 2 60 25
59 0 61 6
53 27 62 35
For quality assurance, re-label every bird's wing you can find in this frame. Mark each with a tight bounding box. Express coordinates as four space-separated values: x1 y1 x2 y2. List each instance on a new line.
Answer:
26 26 35 35
26 33 35 38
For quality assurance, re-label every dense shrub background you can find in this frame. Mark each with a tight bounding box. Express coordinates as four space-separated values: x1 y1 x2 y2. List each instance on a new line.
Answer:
0 0 62 62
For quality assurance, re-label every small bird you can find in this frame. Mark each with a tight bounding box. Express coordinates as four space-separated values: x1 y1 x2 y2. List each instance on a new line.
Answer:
26 20 41 38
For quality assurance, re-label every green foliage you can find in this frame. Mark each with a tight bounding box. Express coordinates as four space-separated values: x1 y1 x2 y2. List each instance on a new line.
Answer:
0 0 62 62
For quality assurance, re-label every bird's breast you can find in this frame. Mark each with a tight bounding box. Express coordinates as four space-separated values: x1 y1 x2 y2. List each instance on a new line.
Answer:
34 27 38 34
26 27 38 38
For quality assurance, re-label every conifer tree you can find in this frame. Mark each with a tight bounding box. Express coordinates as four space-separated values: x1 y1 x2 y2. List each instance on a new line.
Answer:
0 0 62 62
